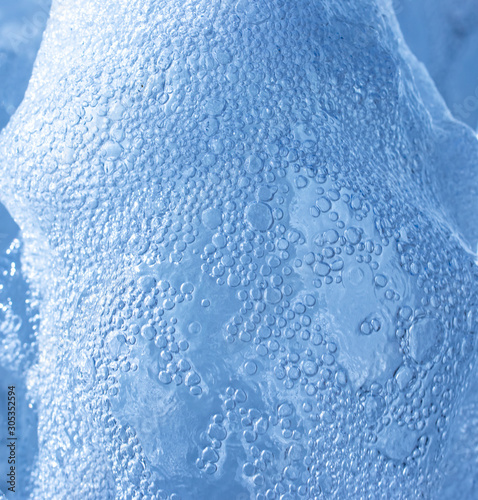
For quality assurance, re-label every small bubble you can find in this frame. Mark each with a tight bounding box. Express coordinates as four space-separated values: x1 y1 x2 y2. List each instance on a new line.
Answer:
235 0 271 24
302 360 318 376
180 282 194 294
295 175 308 189
227 273 241 287
213 46 232 65
185 371 201 386
245 360 257 375
188 321 202 334
245 154 263 174
399 306 413 320
394 365 416 391
314 262 330 277
158 371 172 384
408 318 443 364
346 266 364 285
345 227 362 245
202 207 222 229
246 202 273 231
257 185 275 201
278 403 293 417
208 423 227 441
316 197 332 212
204 462 216 474
374 274 388 287
205 97 226 116
141 325 156 341
243 462 255 476
202 447 219 463
138 275 156 293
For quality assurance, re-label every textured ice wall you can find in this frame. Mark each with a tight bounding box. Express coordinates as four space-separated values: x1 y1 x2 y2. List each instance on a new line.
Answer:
0 0 477 498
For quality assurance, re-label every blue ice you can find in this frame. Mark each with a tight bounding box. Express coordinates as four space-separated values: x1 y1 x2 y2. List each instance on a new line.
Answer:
0 1 477 499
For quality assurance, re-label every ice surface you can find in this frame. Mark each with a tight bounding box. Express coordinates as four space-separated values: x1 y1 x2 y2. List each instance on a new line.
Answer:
396 0 478 129
0 0 477 499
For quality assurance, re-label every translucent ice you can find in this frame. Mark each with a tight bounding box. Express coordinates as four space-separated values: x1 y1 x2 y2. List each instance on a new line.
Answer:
396 0 478 128
0 0 477 499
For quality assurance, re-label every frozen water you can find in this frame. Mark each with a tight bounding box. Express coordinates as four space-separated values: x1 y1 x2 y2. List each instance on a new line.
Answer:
396 0 478 129
0 0 477 499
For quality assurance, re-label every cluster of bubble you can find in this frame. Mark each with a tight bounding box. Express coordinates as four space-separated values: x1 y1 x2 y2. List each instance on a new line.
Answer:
0 0 477 498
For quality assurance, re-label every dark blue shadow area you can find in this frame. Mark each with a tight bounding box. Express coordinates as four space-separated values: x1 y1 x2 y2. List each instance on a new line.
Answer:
0 0 51 496
0 202 19 249
0 205 39 498
0 0 51 128
0 368 38 498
